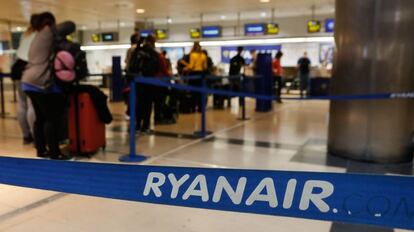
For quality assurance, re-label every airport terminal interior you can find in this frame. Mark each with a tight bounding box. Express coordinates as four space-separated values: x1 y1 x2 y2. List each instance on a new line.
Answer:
0 0 413 231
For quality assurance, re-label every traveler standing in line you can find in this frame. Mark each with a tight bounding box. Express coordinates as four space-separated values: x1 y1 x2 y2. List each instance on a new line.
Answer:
162 50 173 76
228 46 246 107
22 12 74 160
202 50 214 75
249 49 257 76
154 49 172 125
187 42 207 112
123 33 141 119
297 51 311 98
272 51 284 103
129 35 161 134
11 14 38 144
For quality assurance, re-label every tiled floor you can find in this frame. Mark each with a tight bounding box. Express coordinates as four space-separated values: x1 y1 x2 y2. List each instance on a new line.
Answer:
0 82 412 231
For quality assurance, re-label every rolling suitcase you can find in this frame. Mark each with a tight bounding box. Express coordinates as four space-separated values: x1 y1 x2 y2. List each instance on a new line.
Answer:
68 92 106 155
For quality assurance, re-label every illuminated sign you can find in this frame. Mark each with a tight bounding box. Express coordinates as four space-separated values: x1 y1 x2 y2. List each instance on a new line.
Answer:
266 23 279 35
245 24 265 36
91 33 101 43
190 28 201 39
155 29 168 40
325 19 335 33
308 20 321 33
140 29 154 38
201 26 222 38
101 32 118 42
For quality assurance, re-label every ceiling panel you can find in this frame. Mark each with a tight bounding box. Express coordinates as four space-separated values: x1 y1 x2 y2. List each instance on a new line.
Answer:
0 0 335 27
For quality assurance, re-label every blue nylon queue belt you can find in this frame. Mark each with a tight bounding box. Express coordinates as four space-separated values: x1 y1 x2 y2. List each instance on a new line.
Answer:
135 77 414 101
0 156 413 230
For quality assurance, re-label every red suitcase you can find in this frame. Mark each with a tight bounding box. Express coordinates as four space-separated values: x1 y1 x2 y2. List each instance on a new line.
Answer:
68 92 106 154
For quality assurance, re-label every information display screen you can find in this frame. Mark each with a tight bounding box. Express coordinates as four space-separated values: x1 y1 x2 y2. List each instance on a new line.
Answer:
91 33 101 43
101 32 118 42
190 28 201 39
245 23 265 36
155 29 168 40
266 23 279 35
307 20 321 33
140 29 154 38
325 18 335 33
201 26 222 38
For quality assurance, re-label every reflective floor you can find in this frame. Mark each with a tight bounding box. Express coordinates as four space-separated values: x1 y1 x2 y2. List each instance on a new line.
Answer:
0 83 412 232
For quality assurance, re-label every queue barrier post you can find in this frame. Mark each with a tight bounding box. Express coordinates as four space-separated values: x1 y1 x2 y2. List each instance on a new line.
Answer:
194 76 212 138
237 75 250 121
119 79 147 163
0 74 8 118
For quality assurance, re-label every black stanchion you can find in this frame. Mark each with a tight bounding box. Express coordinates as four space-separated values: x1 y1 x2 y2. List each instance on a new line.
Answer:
12 81 17 103
237 75 250 121
0 76 6 118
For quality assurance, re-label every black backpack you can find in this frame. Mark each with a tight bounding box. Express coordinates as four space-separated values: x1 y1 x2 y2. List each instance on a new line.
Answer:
50 29 88 90
129 46 160 77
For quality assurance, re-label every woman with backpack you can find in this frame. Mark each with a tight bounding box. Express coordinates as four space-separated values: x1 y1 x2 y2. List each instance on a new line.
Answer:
21 12 74 160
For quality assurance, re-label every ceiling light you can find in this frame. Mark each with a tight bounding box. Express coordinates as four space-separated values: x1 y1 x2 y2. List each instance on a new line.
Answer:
260 12 267 17
136 8 145 14
167 17 172 24
16 27 23 32
220 15 226 20
81 25 87 30
260 0 270 3
120 22 126 27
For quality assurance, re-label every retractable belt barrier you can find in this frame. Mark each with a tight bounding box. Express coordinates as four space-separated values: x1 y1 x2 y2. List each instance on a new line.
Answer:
134 76 414 101
0 156 413 230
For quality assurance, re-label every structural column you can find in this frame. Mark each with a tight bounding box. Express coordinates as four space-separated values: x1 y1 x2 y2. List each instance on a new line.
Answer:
328 0 414 163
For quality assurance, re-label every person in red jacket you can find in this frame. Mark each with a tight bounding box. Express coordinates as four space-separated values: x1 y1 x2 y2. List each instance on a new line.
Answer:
272 51 284 103
154 50 172 125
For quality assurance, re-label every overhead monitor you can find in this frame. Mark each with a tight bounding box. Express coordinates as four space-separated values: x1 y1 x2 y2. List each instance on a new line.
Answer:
91 33 101 42
266 23 279 35
140 29 154 38
325 18 335 33
307 20 321 33
201 26 222 38
155 29 168 40
101 32 118 42
245 23 266 36
190 28 201 39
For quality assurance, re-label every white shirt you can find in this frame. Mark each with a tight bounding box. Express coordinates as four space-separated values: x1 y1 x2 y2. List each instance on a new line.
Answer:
16 32 36 61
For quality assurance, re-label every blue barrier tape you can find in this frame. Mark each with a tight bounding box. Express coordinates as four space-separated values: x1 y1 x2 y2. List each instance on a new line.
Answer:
134 77 414 101
0 156 413 230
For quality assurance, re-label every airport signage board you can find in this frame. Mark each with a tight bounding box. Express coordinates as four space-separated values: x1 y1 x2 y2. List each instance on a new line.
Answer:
140 29 154 38
307 20 321 33
101 32 119 42
201 26 222 38
325 18 334 33
245 23 266 36
155 29 168 40
190 28 201 39
221 44 282 64
266 23 279 35
91 33 101 43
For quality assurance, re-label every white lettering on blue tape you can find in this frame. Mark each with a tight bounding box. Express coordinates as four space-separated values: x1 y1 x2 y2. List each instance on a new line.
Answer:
0 157 413 230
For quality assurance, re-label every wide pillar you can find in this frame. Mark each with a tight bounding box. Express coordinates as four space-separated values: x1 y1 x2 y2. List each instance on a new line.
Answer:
328 0 414 163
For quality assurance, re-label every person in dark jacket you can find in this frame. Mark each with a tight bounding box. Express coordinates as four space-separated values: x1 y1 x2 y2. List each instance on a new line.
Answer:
22 12 75 160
